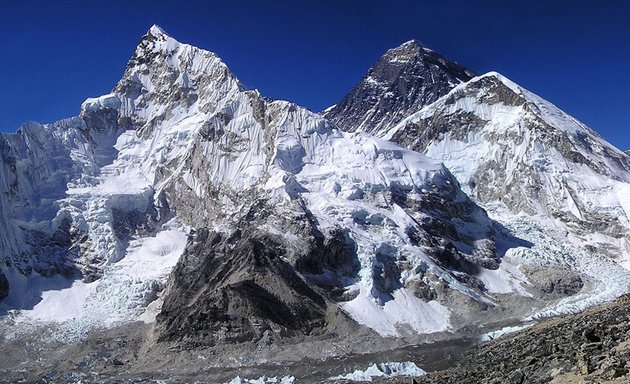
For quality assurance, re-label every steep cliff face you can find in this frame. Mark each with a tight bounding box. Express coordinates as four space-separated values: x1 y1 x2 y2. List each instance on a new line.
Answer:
0 112 131 306
323 40 475 135
155 227 332 346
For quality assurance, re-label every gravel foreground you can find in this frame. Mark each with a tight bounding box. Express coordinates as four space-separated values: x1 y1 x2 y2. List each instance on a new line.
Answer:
381 294 630 384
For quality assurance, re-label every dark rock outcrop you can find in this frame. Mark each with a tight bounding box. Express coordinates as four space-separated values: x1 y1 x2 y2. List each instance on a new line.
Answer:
0 270 8 301
155 226 331 346
523 266 584 298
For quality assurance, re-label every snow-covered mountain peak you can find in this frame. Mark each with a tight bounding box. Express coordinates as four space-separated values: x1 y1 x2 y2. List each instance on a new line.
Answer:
398 39 422 47
148 24 168 38
467 71 522 93
128 24 183 63
458 71 628 173
374 67 630 263
121 24 235 88
109 26 244 141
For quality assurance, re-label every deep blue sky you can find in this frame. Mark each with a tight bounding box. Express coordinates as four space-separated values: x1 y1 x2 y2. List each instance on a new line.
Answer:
1 1 628 149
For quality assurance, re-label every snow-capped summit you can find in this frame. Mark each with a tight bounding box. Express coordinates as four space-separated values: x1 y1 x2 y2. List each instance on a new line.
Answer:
386 70 630 232
148 23 168 37
323 40 475 135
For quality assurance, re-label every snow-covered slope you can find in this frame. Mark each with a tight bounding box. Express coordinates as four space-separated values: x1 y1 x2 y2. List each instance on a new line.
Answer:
0 26 525 341
385 72 630 258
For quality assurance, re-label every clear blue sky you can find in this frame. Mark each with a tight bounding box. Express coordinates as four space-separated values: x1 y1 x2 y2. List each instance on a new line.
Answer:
1 1 628 149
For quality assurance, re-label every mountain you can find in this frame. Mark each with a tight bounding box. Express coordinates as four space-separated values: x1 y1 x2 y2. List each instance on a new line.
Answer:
323 40 475 135
329 44 630 319
0 26 532 346
1 26 628 383
385 71 630 235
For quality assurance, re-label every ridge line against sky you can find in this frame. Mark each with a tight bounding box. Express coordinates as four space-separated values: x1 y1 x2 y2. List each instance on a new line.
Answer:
0 0 628 149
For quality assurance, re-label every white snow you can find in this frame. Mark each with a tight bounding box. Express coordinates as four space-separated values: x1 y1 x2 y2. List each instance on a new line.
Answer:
20 279 97 323
81 93 121 114
477 257 532 297
342 289 450 336
480 323 534 342
329 361 427 382
226 376 295 384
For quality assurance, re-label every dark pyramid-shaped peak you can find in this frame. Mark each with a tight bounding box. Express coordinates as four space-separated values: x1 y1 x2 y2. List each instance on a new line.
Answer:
383 39 429 58
324 40 475 135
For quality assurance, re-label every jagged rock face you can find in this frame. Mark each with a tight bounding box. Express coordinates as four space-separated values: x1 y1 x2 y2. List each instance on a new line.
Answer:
112 26 243 138
0 118 99 281
323 40 475 135
155 199 361 344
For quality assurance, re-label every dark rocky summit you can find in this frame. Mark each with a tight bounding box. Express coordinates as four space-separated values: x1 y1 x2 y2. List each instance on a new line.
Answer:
323 40 475 135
